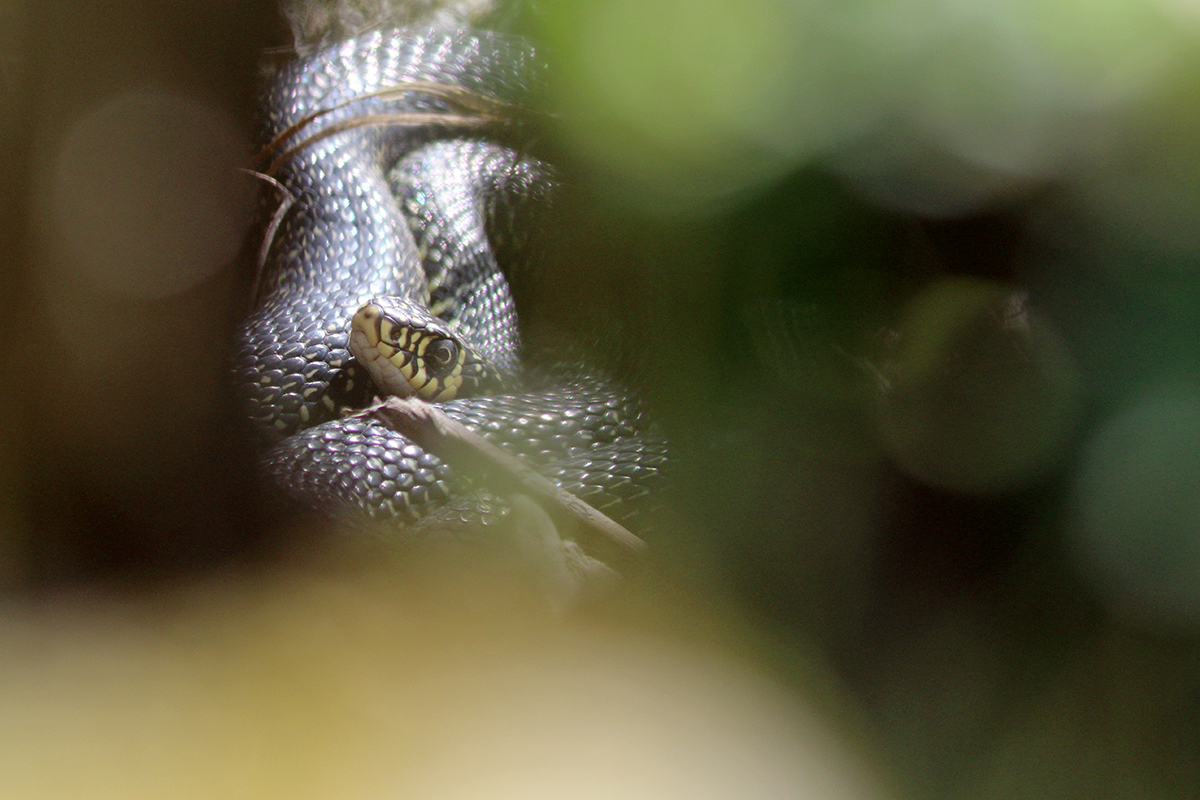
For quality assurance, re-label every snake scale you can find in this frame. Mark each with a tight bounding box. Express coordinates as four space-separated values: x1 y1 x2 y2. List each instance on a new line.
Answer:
235 28 667 531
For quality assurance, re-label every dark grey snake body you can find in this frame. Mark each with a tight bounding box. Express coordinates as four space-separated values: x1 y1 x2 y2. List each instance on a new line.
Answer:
235 29 666 527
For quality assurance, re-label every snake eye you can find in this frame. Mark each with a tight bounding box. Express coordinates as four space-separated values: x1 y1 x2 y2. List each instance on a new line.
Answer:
426 339 459 374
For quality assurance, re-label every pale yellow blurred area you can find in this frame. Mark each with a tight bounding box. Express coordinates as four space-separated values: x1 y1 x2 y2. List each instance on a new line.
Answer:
0 558 884 800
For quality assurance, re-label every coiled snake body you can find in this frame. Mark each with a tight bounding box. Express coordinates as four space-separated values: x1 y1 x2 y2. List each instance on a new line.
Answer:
236 29 666 529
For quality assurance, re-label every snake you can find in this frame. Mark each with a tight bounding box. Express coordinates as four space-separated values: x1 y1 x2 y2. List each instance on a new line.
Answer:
234 28 666 531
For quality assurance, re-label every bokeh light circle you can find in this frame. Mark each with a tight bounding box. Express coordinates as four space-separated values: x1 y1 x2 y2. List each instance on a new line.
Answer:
46 91 251 300
876 278 1085 493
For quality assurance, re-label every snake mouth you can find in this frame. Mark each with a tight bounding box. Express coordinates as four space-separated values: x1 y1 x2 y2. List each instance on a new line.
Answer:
349 303 418 397
350 299 466 401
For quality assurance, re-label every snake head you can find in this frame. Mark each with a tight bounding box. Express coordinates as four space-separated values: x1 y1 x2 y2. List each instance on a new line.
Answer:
350 297 502 401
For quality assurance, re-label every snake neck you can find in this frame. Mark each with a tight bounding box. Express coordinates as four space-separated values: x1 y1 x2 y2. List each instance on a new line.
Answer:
391 137 557 382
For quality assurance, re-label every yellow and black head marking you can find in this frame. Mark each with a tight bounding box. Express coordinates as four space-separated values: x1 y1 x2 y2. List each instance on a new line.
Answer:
350 297 501 401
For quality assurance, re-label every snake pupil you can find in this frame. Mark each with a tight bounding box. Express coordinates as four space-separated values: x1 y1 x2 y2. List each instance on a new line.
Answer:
427 339 458 374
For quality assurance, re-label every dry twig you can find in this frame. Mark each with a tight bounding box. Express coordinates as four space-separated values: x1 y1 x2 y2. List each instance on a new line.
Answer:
357 397 647 558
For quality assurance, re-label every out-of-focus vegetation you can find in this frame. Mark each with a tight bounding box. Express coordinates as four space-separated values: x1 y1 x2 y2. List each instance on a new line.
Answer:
3 0 1200 797
533 1 1200 796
